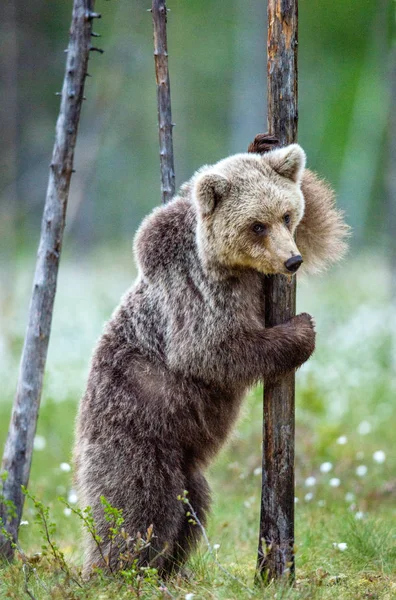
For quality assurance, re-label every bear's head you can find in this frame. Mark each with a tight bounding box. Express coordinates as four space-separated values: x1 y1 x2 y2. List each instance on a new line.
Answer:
193 145 306 275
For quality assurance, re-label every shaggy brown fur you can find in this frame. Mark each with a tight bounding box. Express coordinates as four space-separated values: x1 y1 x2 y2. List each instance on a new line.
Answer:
74 145 348 577
297 171 350 274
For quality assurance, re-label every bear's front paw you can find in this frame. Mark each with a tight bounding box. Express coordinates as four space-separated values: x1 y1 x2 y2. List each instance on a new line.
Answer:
287 312 316 365
291 312 315 331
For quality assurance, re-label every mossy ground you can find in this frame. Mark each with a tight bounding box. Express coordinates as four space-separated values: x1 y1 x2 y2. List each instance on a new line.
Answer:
1 253 395 599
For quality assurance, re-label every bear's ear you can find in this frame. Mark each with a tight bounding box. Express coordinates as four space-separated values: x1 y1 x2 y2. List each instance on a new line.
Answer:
265 144 306 184
194 173 231 216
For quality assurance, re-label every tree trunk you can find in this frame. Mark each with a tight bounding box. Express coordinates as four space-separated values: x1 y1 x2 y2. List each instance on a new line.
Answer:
0 0 101 560
152 0 175 205
256 0 298 583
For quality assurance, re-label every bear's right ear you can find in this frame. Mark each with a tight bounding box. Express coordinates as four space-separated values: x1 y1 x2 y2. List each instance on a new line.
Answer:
265 144 306 184
194 173 231 216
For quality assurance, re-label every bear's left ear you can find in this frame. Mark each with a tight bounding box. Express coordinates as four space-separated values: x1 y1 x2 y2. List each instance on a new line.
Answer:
265 144 306 184
194 172 231 216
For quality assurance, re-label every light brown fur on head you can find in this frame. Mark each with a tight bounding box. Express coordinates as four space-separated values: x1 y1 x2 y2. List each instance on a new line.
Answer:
193 145 307 276
247 133 350 274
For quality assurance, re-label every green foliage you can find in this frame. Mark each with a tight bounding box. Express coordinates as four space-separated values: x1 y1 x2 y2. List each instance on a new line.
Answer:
346 515 396 570
0 471 18 554
58 495 157 583
0 471 17 522
1 490 161 598
22 486 81 588
0 0 390 250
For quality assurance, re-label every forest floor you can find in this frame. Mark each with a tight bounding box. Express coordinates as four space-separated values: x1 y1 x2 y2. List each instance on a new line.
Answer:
0 251 395 599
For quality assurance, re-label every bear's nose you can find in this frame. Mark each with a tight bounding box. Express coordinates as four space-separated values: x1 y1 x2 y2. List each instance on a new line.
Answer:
284 255 303 273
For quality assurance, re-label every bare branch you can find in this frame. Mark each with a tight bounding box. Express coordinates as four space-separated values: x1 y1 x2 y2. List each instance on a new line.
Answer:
0 0 101 560
151 0 175 204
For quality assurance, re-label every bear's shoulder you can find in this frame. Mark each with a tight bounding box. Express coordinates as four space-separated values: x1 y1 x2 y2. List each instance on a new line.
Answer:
133 197 197 283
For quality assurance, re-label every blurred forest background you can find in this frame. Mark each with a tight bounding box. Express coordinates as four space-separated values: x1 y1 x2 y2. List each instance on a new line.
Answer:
0 0 394 257
1 2 396 597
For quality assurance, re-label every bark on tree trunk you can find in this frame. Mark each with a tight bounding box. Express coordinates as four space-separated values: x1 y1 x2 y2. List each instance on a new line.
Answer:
256 0 298 583
151 0 175 205
0 0 101 561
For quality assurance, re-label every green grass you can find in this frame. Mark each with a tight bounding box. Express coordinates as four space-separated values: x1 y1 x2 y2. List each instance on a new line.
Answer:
1 252 395 599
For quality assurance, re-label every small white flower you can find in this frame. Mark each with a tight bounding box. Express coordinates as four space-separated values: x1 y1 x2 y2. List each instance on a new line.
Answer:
373 450 386 464
304 492 313 502
213 544 220 550
333 542 347 551
305 476 316 487
68 490 78 504
336 435 347 445
253 467 262 476
244 500 252 508
20 520 29 526
357 421 371 435
185 594 195 600
318 500 326 507
345 492 355 502
320 462 333 473
63 508 72 517
356 465 368 477
60 462 71 473
355 511 364 520
33 435 46 451
294 497 299 504
329 478 341 488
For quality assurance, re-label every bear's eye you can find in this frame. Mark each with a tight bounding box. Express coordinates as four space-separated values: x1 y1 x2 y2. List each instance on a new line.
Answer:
283 213 291 226
252 222 268 236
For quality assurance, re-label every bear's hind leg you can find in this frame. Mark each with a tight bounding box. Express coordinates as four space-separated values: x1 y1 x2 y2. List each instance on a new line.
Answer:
78 443 188 578
120 462 188 577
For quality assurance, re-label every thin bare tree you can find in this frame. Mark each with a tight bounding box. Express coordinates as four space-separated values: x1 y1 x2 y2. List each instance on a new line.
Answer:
151 0 175 205
256 0 298 583
0 0 102 560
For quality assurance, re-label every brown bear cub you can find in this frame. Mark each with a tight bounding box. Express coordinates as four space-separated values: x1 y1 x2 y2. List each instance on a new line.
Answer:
74 143 348 576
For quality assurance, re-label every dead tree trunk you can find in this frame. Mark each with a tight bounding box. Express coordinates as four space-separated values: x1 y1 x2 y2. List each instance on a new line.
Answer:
151 0 175 205
256 0 298 583
0 0 102 560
